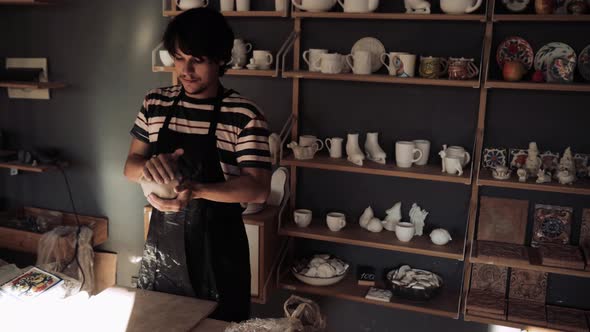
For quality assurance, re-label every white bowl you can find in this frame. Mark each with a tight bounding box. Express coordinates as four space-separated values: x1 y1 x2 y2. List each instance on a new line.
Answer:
159 50 174 67
292 270 346 286
177 0 207 10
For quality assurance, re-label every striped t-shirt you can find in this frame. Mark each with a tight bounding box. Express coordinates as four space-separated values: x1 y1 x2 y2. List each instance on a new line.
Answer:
130 85 271 180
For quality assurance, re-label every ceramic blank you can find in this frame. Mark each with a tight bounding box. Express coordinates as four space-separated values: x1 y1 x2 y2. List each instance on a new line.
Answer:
351 37 385 73
533 42 576 77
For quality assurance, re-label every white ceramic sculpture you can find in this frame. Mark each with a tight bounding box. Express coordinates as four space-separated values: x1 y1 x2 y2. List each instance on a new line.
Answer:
381 219 397 231
404 0 431 13
359 206 374 229
525 142 542 176
364 132 387 164
367 217 384 233
409 203 428 236
559 147 575 173
346 133 365 166
430 228 452 245
268 133 281 165
385 202 402 223
557 169 575 185
536 169 551 184
492 165 511 180
517 168 527 182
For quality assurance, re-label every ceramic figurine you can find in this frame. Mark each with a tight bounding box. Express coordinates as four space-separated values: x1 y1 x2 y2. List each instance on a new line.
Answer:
404 0 431 13
384 202 402 224
430 228 452 246
536 169 551 184
517 168 527 182
367 217 384 233
492 165 511 180
381 219 398 232
359 206 374 229
409 203 428 236
525 142 542 177
438 146 447 173
246 58 258 70
557 169 575 185
268 133 281 165
346 133 365 166
364 132 387 164
559 147 575 173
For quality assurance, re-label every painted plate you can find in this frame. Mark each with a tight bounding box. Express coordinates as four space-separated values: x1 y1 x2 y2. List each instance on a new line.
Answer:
534 42 576 78
496 36 534 70
578 44 590 81
351 37 385 73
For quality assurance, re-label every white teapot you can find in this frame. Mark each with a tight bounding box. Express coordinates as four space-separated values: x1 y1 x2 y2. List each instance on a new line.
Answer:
291 0 338 12
440 0 482 14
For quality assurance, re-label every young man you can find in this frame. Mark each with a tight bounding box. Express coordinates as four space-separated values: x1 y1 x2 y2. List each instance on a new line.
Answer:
124 8 271 322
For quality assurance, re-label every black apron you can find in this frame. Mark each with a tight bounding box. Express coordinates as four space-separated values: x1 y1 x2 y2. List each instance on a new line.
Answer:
137 86 251 322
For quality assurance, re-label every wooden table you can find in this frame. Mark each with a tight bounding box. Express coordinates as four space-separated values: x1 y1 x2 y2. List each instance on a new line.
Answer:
192 318 230 331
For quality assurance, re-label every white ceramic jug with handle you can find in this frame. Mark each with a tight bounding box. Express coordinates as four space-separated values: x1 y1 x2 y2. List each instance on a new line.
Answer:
440 0 482 14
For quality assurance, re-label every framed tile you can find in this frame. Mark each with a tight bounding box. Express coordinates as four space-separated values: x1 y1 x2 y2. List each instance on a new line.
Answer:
539 244 585 270
540 150 560 173
483 148 507 169
478 196 529 245
574 153 589 178
470 263 508 295
509 269 548 303
532 204 573 247
509 148 528 170
467 289 506 315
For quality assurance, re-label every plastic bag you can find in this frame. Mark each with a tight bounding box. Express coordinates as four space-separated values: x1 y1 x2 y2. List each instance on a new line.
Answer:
36 226 95 296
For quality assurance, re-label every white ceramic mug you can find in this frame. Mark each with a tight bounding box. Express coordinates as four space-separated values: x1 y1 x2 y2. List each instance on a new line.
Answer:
395 222 415 242
253 50 273 68
294 209 313 228
325 137 343 158
236 0 250 11
177 0 209 10
413 139 431 166
380 52 416 77
346 50 372 75
303 49 328 72
395 141 423 168
337 0 373 13
220 0 235 11
299 135 324 151
276 0 287 11
326 212 346 232
314 53 345 74
446 146 471 166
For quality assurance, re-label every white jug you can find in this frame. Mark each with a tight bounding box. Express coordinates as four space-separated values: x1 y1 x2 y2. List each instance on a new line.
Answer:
440 0 482 14
337 0 379 13
291 0 337 12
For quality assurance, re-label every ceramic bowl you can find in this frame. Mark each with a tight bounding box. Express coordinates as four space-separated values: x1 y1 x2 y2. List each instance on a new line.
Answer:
292 270 347 286
159 50 174 67
386 268 442 301
291 254 349 286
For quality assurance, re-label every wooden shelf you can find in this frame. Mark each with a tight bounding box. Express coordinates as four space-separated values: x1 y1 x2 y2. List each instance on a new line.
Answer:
281 154 472 185
243 205 280 227
164 10 286 17
283 71 480 88
478 170 590 196
279 272 460 319
465 313 562 332
153 66 277 77
471 241 590 279
493 14 590 22
280 221 464 260
291 11 485 22
0 0 56 4
486 80 590 92
0 81 66 89
0 161 59 173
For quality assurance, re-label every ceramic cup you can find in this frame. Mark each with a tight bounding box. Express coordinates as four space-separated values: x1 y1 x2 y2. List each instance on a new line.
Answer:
236 0 250 11
253 50 273 69
275 0 287 11
325 137 344 158
412 139 431 166
294 209 313 228
395 141 423 168
326 212 346 232
220 0 235 11
419 56 448 79
446 146 470 166
443 156 464 175
314 53 345 74
338 0 374 13
448 57 480 80
177 0 209 10
346 50 372 75
395 222 415 242
380 52 416 77
303 49 328 72
299 135 324 151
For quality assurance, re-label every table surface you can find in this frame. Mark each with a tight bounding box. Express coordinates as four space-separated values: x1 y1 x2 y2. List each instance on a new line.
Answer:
191 318 230 331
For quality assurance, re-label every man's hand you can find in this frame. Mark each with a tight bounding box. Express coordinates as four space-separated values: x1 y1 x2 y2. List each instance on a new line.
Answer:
147 184 192 212
142 148 184 184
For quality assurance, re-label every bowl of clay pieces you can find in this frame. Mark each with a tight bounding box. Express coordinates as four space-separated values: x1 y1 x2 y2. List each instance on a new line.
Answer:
386 264 442 301
291 254 349 287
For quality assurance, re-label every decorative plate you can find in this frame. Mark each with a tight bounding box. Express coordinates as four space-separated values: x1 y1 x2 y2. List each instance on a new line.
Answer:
351 37 385 73
578 44 590 81
534 42 576 79
547 57 576 83
483 148 507 169
510 148 528 170
502 0 531 12
496 36 534 70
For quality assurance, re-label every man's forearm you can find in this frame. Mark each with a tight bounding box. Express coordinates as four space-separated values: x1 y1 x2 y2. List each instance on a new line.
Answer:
191 175 269 204
124 154 148 183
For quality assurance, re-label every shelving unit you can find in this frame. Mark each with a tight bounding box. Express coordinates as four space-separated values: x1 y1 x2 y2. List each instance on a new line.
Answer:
477 170 590 195
152 65 278 78
493 14 590 22
164 9 287 17
485 80 590 92
291 11 486 22
0 81 66 89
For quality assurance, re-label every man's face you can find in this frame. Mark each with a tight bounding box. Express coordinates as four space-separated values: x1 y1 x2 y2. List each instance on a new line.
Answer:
173 49 221 96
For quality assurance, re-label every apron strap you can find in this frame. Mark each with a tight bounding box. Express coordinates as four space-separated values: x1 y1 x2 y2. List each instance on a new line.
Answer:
207 88 236 137
162 88 184 130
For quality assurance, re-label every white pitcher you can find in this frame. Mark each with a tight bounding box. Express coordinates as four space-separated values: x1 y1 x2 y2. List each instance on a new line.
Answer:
440 0 482 14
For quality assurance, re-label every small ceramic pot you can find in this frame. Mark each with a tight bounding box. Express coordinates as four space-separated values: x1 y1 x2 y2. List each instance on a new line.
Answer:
395 222 415 242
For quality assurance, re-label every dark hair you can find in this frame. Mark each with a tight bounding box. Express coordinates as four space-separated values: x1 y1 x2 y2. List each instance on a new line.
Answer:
163 8 234 76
